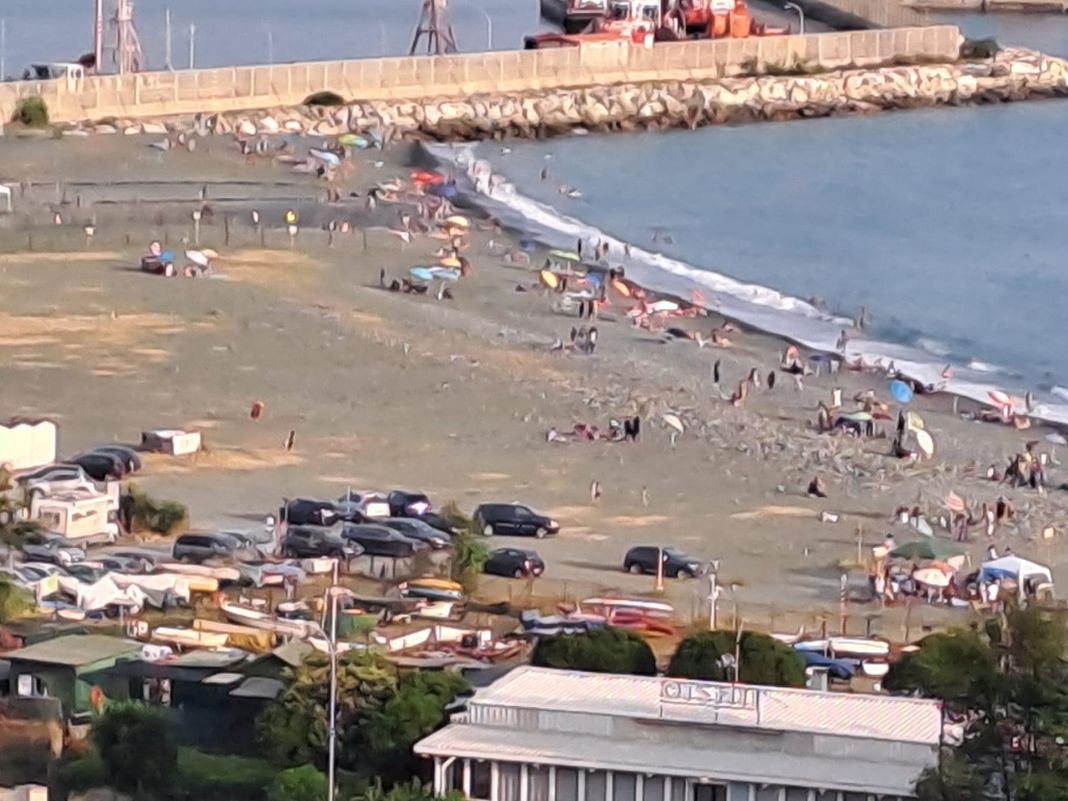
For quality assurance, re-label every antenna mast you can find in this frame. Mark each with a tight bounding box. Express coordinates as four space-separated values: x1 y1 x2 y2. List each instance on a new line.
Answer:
409 0 458 56
113 0 146 74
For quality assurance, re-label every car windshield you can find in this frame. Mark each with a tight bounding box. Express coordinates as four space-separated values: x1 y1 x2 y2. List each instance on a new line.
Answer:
664 547 692 559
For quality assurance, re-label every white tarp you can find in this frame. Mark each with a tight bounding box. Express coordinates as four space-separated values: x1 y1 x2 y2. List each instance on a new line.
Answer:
0 419 56 470
58 575 147 611
110 573 193 604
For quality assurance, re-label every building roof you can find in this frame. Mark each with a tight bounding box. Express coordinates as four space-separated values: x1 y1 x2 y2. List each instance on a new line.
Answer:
230 677 286 700
416 723 922 796
465 666 943 746
2 634 140 667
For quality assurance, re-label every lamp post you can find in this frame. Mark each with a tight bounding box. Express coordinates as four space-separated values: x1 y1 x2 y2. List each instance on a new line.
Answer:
783 2 805 33
481 10 494 50
312 586 342 801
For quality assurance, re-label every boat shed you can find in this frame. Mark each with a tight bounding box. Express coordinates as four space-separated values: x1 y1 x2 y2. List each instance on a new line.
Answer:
415 666 943 801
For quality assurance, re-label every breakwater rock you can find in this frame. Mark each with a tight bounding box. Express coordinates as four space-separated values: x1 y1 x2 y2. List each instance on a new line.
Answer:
107 48 1068 141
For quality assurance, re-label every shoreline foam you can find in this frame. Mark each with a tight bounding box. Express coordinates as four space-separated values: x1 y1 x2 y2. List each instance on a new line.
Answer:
424 140 1068 428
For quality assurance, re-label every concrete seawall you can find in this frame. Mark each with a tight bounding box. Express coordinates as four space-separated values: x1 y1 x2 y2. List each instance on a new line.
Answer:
0 27 960 126
142 47 1061 141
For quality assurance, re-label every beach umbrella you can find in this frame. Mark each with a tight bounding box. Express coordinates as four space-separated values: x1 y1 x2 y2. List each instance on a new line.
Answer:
890 539 963 561
549 249 581 262
661 413 684 435
890 380 913 404
540 270 560 290
912 567 952 588
915 429 935 458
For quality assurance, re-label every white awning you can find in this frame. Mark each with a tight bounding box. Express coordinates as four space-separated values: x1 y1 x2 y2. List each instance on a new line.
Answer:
416 724 928 796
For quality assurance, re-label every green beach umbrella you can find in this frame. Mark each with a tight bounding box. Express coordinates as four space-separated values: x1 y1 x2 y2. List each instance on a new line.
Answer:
889 539 964 561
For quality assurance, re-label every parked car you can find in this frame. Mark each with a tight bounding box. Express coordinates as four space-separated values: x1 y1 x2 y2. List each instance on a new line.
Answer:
282 526 363 560
281 498 341 527
172 532 239 563
473 503 559 538
236 560 309 588
414 511 457 536
336 491 391 520
94 555 148 574
17 463 98 497
341 524 427 557
484 547 545 578
83 445 142 473
19 562 68 580
380 517 451 549
107 549 163 571
68 452 126 482
623 546 704 579
222 528 276 557
65 562 109 583
22 532 86 566
387 490 432 517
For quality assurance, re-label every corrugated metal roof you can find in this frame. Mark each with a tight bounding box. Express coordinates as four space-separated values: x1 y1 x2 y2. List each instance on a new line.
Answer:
2 634 140 667
416 723 925 796
467 666 942 745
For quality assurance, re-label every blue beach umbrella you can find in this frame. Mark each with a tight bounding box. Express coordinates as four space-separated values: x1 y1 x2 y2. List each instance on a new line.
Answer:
890 380 914 404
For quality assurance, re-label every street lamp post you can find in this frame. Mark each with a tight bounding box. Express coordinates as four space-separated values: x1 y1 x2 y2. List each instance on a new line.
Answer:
481 10 494 50
313 586 342 801
783 2 805 34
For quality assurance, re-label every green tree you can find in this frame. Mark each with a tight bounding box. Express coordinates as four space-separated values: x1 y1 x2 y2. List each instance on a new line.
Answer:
257 651 398 770
0 468 39 566
268 765 328 801
257 651 465 783
360 670 469 783
91 701 177 797
0 575 33 623
914 751 985 801
888 608 1068 800
532 627 656 676
668 631 806 687
450 528 488 593
356 778 464 801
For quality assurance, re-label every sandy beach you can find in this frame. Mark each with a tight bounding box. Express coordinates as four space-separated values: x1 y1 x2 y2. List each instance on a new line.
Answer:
1 129 1066 639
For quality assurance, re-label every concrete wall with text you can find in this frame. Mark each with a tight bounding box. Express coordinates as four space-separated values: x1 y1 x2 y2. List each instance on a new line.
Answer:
0 26 960 126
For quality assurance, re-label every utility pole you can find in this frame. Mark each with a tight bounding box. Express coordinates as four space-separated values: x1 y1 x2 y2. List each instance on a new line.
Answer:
164 8 173 70
0 19 6 82
265 24 274 64
188 23 196 69
94 0 105 73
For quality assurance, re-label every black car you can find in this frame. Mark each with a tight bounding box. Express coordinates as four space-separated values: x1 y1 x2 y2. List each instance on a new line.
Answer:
623 546 704 579
341 524 427 558
473 503 559 538
484 548 545 578
387 490 432 517
281 498 341 527
69 452 126 482
282 526 362 559
85 445 142 473
380 518 451 549
173 532 239 563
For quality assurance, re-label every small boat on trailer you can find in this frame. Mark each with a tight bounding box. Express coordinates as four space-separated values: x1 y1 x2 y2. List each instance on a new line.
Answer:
220 600 316 638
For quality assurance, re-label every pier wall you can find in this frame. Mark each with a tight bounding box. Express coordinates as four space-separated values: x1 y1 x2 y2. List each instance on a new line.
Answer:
0 26 960 126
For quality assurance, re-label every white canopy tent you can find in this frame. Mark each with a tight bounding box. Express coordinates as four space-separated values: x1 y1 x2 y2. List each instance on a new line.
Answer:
0 184 12 213
980 554 1054 598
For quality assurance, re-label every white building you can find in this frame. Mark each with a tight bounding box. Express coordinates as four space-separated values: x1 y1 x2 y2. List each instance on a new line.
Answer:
416 667 942 801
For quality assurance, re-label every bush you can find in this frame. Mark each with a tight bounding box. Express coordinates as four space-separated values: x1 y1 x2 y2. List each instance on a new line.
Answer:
55 751 107 797
532 627 656 676
13 96 49 127
304 91 346 107
91 701 177 797
125 484 188 535
268 765 328 801
668 631 806 687
174 749 279 801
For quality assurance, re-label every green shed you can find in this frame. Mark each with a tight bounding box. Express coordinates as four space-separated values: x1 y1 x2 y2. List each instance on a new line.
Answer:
4 634 141 718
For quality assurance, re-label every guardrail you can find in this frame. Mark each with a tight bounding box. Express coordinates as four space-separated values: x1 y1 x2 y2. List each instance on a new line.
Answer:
0 26 960 126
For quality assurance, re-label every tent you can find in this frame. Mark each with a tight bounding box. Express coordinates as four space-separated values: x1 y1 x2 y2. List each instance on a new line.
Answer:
979 555 1054 598
890 539 964 561
0 184 11 214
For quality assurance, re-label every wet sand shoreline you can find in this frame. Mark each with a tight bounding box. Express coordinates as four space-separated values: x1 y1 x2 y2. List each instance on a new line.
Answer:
1 131 1066 639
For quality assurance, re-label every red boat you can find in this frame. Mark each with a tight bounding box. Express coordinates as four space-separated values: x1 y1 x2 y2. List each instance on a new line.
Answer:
526 0 661 48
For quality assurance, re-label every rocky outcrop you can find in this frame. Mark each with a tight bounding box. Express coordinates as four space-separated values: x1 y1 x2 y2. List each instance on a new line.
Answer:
92 48 1068 142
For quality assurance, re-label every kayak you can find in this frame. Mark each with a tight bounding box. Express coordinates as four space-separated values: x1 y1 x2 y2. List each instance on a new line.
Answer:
540 270 560 289
549 249 580 262
338 133 370 149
